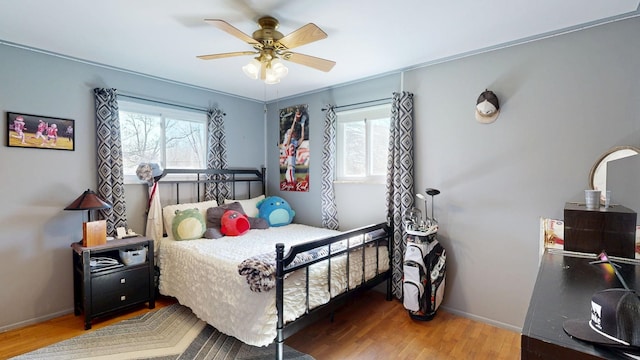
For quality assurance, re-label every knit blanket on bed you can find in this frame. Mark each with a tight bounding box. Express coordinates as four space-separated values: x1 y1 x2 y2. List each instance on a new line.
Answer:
237 242 347 292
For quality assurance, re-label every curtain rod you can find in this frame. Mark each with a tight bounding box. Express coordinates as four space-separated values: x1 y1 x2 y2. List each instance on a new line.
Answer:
117 93 209 113
323 97 392 111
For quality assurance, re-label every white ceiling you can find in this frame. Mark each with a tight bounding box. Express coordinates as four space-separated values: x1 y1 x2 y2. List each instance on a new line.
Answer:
1 0 639 102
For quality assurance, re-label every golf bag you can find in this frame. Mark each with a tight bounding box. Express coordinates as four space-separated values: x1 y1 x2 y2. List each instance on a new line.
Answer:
402 234 446 321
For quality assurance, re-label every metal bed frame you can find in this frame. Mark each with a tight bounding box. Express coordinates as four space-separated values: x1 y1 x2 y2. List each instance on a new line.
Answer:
276 223 392 359
156 168 392 360
158 167 266 203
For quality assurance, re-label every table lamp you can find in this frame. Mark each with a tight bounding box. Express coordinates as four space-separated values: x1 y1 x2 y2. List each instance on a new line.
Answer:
65 189 112 246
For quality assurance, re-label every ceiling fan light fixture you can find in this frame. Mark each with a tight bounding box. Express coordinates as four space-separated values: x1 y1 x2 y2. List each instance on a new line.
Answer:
200 17 334 85
244 58 288 84
242 58 261 80
270 59 288 78
264 72 281 84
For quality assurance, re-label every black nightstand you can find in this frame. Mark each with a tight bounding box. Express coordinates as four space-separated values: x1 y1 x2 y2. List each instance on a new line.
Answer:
72 237 155 329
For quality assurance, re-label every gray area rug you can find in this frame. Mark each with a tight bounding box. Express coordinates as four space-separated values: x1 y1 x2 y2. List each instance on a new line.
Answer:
12 304 314 360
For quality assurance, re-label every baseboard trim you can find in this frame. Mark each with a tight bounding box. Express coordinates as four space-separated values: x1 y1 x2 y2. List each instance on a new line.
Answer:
0 307 74 333
1 304 522 337
439 305 522 333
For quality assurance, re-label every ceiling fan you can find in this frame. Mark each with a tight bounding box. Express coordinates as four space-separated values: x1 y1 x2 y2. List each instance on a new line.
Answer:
197 16 336 83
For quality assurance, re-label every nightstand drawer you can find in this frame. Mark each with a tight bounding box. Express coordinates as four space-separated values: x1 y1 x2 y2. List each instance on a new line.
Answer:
91 267 150 314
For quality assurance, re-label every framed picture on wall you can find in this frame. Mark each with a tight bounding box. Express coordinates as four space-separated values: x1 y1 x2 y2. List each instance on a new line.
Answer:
6 112 75 151
278 104 310 192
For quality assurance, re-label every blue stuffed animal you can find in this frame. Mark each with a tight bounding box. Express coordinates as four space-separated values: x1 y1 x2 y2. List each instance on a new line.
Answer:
257 196 295 227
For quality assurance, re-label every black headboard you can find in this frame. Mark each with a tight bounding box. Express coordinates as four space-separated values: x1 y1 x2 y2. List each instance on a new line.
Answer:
158 167 265 204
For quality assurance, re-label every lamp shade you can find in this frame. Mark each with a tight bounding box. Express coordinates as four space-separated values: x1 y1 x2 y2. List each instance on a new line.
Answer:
271 59 288 78
65 189 112 211
242 59 261 80
243 58 288 84
264 59 288 84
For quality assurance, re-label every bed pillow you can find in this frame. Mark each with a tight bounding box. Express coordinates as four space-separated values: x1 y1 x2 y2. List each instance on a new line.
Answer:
203 227 224 239
206 202 245 229
162 200 218 240
172 208 206 241
223 195 265 218
248 216 269 229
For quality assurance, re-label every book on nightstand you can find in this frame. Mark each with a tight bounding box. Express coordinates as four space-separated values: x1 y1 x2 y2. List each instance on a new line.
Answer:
82 220 107 247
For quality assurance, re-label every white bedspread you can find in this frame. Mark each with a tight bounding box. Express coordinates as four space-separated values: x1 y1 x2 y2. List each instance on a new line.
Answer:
158 223 389 347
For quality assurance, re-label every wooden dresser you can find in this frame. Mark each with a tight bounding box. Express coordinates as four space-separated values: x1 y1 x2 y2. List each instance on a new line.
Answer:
521 250 640 359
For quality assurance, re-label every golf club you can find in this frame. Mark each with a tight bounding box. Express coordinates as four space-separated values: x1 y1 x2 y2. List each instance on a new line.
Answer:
416 193 427 226
425 188 440 221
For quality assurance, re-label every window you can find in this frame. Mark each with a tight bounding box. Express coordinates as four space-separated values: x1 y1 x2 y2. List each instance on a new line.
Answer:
336 104 391 183
118 100 207 183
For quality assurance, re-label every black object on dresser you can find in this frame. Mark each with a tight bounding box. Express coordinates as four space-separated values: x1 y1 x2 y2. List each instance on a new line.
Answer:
564 202 637 258
72 237 155 329
522 250 640 359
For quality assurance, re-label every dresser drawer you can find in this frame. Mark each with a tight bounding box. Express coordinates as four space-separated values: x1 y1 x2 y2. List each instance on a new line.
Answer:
91 267 150 314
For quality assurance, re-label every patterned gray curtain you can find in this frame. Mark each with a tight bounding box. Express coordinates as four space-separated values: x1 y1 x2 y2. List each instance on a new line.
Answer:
94 88 127 236
205 108 230 204
385 91 415 299
321 105 339 230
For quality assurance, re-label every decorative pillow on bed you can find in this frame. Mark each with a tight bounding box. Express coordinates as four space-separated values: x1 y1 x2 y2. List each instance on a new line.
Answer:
206 202 245 228
204 202 269 239
162 200 218 240
203 227 224 239
171 208 206 240
248 216 269 229
223 195 265 218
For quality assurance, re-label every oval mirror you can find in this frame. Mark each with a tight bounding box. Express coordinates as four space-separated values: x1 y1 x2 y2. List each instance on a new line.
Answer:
589 145 640 201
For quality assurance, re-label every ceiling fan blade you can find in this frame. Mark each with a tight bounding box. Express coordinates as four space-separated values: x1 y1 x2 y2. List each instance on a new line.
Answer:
276 23 327 50
197 51 257 60
282 52 336 72
204 19 260 46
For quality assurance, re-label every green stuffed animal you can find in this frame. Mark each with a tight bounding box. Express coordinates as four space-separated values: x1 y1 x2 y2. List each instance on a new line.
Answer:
172 208 206 240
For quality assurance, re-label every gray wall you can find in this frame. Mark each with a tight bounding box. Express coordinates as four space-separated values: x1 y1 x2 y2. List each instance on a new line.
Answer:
266 16 640 331
0 44 264 330
404 16 640 329
2 15 640 335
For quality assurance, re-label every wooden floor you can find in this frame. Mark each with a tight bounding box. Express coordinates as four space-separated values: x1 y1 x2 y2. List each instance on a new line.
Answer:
0 291 520 359
287 291 521 360
0 297 177 359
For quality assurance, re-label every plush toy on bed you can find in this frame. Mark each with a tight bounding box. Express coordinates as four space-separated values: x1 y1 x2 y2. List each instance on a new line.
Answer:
220 210 250 236
172 208 206 240
257 196 295 227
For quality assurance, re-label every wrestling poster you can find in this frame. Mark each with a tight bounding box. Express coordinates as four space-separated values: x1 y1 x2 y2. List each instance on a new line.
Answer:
279 104 309 192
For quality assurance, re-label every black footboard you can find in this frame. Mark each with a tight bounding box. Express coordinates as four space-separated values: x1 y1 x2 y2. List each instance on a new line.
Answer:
274 222 392 360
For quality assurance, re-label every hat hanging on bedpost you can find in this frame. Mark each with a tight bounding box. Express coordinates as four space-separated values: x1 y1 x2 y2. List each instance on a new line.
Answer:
475 89 500 124
136 163 164 185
